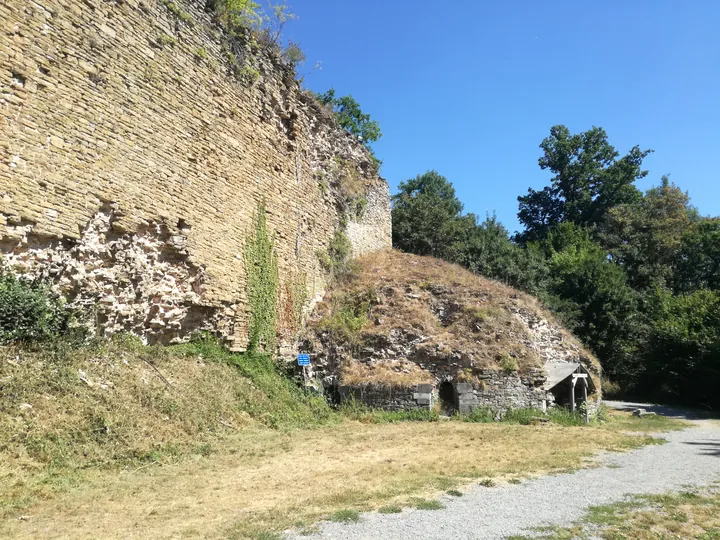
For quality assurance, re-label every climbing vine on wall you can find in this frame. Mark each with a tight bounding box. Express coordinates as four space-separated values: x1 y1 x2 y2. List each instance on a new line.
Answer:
245 202 279 353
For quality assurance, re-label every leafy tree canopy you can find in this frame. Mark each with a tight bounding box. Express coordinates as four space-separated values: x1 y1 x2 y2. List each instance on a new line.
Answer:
517 125 652 243
315 88 382 145
391 170 464 258
673 218 720 293
601 176 697 290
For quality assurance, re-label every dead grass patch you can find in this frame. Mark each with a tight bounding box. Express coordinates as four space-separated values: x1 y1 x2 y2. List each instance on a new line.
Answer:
0 411 686 539
339 358 433 387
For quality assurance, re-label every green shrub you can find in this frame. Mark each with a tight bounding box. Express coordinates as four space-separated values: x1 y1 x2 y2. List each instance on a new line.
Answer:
412 498 444 510
0 270 70 343
316 289 375 345
156 34 177 47
354 197 368 218
547 407 586 426
315 88 382 147
501 353 519 372
318 230 353 279
462 407 495 423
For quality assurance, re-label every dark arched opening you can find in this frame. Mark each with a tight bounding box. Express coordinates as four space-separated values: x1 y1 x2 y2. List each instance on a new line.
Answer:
438 381 457 415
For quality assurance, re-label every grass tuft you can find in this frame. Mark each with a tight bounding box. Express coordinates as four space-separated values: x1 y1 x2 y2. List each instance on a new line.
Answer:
378 505 402 514
412 498 445 510
328 509 361 523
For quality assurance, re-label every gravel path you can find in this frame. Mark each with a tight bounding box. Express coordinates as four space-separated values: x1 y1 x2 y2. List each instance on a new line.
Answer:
290 402 720 540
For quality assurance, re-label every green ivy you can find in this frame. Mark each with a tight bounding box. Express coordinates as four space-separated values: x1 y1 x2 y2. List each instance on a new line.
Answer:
244 203 279 353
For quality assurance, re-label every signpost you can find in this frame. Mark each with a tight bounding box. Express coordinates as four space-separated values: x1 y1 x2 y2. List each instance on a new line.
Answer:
297 353 310 393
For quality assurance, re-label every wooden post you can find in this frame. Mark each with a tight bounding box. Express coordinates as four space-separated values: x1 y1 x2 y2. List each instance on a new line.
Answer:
570 377 576 411
582 378 589 423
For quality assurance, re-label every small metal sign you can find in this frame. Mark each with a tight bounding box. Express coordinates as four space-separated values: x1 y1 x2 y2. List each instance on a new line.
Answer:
297 353 310 366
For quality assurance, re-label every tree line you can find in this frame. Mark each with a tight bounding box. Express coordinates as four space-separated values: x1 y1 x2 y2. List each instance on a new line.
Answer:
392 125 720 409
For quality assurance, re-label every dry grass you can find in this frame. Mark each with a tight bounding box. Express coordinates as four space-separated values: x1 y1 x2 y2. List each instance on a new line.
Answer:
0 336 336 528
522 484 720 539
339 358 433 387
0 411 686 539
308 249 600 387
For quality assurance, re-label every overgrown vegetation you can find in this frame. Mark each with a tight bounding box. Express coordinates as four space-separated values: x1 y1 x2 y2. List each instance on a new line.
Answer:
392 126 720 410
315 288 374 349
0 335 334 474
244 203 279 353
318 229 354 280
0 353 687 540
315 88 382 150
204 0 304 84
0 269 71 343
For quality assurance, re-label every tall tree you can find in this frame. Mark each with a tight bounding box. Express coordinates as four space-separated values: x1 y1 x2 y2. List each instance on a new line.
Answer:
640 289 720 408
517 125 652 243
601 177 696 290
448 214 548 293
673 218 720 293
391 170 465 258
538 223 640 380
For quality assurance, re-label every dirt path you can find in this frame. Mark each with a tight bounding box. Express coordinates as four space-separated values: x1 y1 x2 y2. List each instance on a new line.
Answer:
292 402 720 540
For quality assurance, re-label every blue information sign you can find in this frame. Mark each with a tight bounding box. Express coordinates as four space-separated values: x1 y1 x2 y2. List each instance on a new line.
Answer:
297 353 310 366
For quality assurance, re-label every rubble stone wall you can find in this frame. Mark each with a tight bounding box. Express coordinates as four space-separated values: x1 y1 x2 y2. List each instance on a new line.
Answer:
455 369 550 414
0 0 391 345
336 372 552 414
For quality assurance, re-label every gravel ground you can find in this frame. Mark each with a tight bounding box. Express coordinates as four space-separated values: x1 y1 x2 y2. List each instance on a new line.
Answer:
289 402 720 540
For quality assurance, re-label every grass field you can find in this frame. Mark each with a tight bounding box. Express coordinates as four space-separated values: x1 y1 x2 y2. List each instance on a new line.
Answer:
0 409 686 539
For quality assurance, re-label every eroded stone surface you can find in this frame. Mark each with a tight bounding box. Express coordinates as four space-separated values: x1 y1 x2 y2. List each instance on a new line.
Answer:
0 0 391 346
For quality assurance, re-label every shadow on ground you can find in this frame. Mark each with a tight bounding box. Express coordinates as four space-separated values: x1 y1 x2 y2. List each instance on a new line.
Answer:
683 441 720 457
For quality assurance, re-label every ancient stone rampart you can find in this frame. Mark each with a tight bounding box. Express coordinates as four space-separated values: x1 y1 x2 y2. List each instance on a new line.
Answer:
0 0 391 346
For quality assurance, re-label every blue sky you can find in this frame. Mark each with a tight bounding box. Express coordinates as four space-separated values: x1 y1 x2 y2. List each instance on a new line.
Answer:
285 1 720 235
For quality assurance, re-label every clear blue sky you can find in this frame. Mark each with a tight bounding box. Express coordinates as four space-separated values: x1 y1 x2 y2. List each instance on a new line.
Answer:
285 0 720 234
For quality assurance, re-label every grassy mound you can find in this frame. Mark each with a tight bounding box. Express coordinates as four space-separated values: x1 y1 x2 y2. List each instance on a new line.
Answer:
308 249 600 388
0 335 334 471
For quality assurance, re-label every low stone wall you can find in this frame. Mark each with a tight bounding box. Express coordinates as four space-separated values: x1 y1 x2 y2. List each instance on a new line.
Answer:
338 384 432 411
456 369 550 414
336 371 555 414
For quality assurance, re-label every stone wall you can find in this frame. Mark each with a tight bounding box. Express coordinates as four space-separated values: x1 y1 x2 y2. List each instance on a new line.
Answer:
0 0 391 345
338 384 430 412
337 374 551 415
455 369 550 414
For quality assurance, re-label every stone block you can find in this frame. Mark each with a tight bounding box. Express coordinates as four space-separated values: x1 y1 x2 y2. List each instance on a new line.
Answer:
456 382 472 393
416 384 434 393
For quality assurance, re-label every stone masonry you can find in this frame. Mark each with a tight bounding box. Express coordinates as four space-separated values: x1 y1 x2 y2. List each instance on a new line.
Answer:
0 0 391 345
